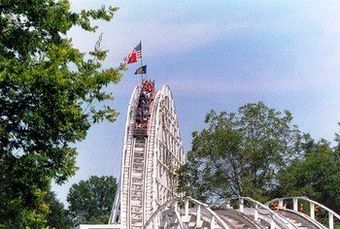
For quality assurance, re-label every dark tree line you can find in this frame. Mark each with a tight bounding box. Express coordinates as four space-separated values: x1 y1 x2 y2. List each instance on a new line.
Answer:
45 175 118 228
276 139 340 212
67 176 118 224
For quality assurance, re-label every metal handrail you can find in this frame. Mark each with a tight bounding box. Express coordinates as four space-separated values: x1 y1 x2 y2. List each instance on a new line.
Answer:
267 196 339 229
144 196 230 228
217 197 298 229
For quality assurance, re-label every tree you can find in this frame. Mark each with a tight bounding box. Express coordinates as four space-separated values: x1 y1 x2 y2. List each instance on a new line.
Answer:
67 175 118 224
0 1 122 227
178 102 306 202
276 139 340 212
45 191 72 229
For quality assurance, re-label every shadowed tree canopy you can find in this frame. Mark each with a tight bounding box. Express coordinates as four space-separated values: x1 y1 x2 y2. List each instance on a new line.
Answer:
0 0 122 227
276 132 340 212
45 191 72 229
178 102 307 202
67 175 118 224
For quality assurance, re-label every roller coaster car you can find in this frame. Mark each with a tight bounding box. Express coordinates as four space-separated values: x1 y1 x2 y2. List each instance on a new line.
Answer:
133 114 148 138
133 125 148 138
132 80 155 138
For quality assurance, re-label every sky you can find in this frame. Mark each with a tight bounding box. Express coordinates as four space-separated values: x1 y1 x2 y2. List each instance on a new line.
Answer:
52 0 340 206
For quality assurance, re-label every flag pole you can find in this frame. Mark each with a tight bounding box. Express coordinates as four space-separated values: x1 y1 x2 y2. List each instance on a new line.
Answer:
140 40 144 83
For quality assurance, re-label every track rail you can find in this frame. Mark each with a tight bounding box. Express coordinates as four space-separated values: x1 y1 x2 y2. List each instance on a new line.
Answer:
267 197 339 229
144 196 230 229
215 197 298 229
109 86 140 225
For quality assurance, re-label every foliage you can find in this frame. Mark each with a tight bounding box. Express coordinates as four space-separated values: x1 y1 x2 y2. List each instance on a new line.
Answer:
178 102 306 202
276 139 340 212
0 0 122 227
67 175 118 224
45 191 72 229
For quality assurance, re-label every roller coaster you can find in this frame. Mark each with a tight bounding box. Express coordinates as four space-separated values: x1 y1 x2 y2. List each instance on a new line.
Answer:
78 82 339 229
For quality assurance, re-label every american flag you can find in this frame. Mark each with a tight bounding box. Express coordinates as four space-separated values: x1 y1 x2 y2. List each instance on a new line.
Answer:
134 41 142 58
124 42 142 64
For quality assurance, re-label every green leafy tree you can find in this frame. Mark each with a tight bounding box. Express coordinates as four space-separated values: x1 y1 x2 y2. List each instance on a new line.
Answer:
0 0 122 227
277 139 340 212
67 175 118 224
45 191 72 229
178 102 306 202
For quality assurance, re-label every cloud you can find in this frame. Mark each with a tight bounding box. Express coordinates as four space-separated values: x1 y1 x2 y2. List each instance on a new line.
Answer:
68 20 257 64
67 0 340 99
166 71 340 98
67 1 264 64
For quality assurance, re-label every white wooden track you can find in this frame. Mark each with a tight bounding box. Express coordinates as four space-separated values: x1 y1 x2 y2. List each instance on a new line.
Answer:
109 84 185 228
